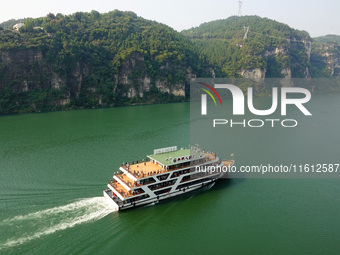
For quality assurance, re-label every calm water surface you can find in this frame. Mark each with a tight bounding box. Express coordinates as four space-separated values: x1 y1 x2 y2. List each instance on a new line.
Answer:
0 98 339 255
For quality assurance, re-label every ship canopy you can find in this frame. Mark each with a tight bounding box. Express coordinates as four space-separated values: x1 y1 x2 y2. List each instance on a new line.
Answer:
147 146 205 168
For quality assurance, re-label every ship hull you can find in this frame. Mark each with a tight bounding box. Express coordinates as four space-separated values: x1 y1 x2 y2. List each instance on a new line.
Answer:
104 173 225 211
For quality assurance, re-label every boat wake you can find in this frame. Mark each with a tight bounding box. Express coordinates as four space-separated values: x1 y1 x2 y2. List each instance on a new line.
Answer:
142 201 159 208
0 197 116 250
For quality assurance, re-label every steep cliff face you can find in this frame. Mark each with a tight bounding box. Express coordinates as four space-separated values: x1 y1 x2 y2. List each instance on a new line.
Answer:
114 51 187 98
280 68 293 87
239 41 311 81
232 35 340 81
0 10 214 114
0 48 193 97
0 47 197 114
182 16 314 82
239 68 265 81
313 43 340 76
0 49 93 108
0 49 46 91
1 11 339 114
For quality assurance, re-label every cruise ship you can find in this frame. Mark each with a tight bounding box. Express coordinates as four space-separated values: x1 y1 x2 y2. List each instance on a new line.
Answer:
103 145 234 210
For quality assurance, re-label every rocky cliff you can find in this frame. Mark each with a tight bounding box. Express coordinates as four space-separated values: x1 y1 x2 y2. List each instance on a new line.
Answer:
0 10 211 114
114 51 194 98
0 48 200 114
182 16 316 83
1 12 339 114
310 43 340 77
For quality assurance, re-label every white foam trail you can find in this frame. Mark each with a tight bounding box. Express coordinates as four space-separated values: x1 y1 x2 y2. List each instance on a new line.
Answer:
142 201 158 208
0 197 116 250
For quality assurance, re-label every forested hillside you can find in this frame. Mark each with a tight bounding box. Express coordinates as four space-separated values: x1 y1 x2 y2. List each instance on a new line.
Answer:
182 16 312 78
313 34 340 44
0 18 26 29
0 10 211 114
0 12 339 115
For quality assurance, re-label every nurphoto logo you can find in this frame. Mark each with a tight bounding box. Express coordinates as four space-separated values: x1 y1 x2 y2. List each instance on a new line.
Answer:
199 82 312 128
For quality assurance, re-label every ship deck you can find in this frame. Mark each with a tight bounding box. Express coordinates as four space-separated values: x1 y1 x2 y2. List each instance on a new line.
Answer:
110 157 233 199
127 161 164 177
148 148 204 166
121 152 218 179
109 182 130 198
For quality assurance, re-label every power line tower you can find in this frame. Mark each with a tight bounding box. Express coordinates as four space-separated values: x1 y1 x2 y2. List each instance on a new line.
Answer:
238 1 243 17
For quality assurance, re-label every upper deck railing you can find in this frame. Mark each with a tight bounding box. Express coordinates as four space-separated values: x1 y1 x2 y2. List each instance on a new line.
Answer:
120 152 218 180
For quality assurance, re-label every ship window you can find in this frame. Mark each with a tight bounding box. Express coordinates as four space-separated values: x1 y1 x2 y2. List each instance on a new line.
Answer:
182 161 190 167
140 177 156 185
148 179 176 190
155 188 171 195
170 169 191 178
126 194 150 203
156 173 169 181
176 178 212 190
131 188 145 196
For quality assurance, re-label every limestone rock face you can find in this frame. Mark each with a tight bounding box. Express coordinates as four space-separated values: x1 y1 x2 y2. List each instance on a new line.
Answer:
239 40 314 84
0 49 45 92
315 44 340 77
239 68 266 82
0 49 196 112
280 68 293 87
115 51 191 98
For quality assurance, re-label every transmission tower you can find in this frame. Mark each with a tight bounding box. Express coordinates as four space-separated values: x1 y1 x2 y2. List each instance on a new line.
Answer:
238 1 243 17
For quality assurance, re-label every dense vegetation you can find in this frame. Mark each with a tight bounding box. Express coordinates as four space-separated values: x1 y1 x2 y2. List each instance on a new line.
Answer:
0 10 211 114
308 34 340 78
182 16 311 78
0 18 27 29
0 12 339 114
313 34 340 44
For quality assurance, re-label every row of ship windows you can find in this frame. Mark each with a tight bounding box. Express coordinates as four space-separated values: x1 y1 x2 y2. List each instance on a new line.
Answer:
148 179 176 190
176 178 213 190
123 175 216 204
123 162 222 201
167 159 206 170
124 194 150 204
125 177 214 204
141 171 217 195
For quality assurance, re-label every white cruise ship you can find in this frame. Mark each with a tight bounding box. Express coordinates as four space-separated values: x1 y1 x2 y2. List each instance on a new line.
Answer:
103 145 234 210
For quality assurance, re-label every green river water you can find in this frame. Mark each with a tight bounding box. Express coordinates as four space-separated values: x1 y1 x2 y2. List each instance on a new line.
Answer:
0 95 339 254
